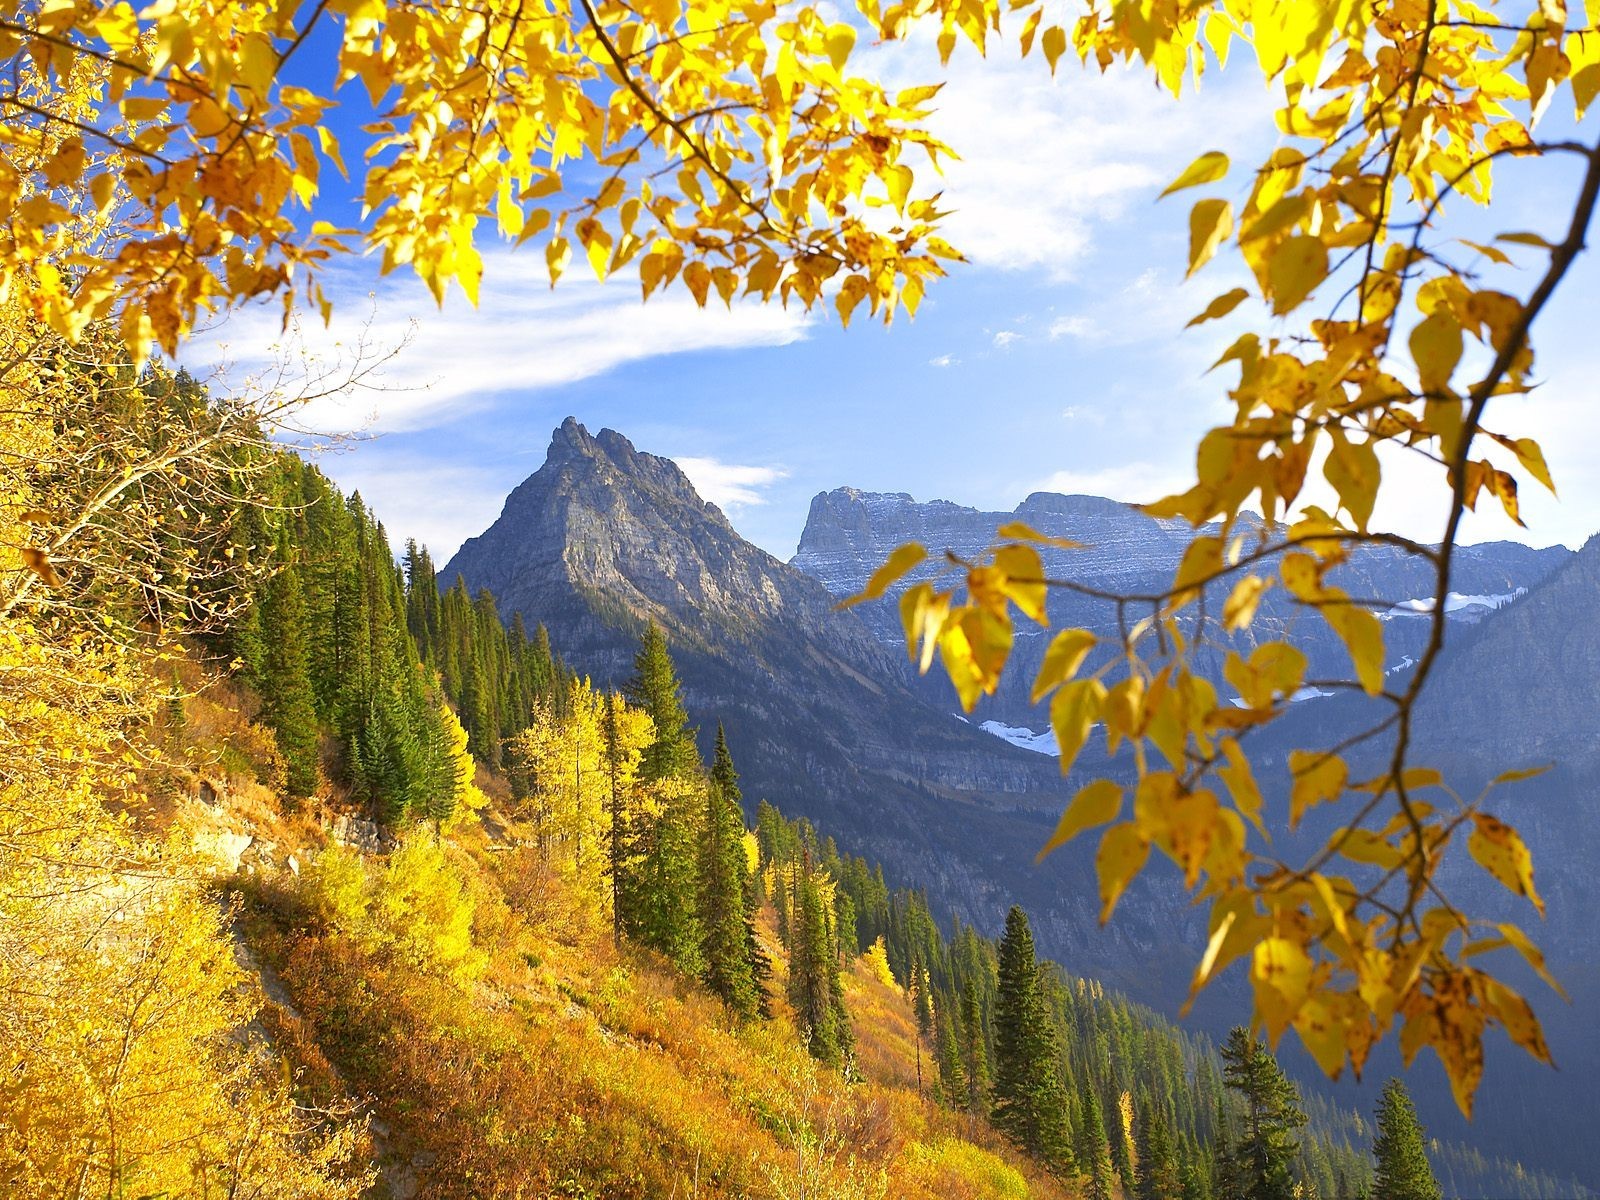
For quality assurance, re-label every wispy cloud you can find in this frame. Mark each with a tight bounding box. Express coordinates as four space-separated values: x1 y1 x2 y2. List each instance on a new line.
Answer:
672 457 790 508
1033 462 1191 506
868 39 1263 279
929 353 960 368
992 330 1023 349
187 252 813 435
317 453 518 562
1049 315 1099 340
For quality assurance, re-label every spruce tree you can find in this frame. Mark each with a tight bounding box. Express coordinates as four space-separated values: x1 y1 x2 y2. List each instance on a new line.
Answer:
1137 1101 1182 1200
697 725 760 1018
629 621 697 781
959 976 991 1114
787 861 848 1066
602 692 633 946
1219 1027 1307 1200
252 552 320 798
991 906 1072 1168
1372 1078 1442 1200
934 996 968 1106
635 778 704 975
1077 1083 1117 1200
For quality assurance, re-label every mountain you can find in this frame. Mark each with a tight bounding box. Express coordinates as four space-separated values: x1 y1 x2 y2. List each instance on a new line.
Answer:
442 420 1080 923
445 426 1599 1187
793 488 1571 731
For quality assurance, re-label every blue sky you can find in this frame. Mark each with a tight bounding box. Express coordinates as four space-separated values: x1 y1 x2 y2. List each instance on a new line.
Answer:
186 37 1600 565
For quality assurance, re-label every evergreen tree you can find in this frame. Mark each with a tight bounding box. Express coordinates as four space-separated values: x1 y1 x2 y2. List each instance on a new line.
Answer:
634 777 704 975
1219 1027 1306 1200
602 691 633 946
1372 1079 1442 1200
629 621 696 781
697 725 760 1017
786 861 849 1066
934 995 968 1106
991 906 1072 1168
251 550 320 798
959 976 991 1114
1077 1083 1117 1200
1138 1101 1182 1200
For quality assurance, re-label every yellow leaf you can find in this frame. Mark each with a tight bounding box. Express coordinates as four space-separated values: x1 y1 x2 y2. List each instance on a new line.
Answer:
1480 976 1552 1065
1324 602 1384 695
1252 936 1314 1042
1096 822 1149 923
1496 922 1568 1000
995 521 1083 549
1222 574 1268 631
1410 309 1463 395
1289 750 1347 828
883 164 913 213
1187 198 1233 277
824 22 856 71
1037 779 1122 861
1323 433 1380 531
994 543 1047 623
1469 813 1543 915
842 543 926 607
1050 678 1106 775
1161 150 1230 199
1032 628 1097 701
1334 827 1403 870
1041 25 1067 73
1186 287 1251 328
1218 737 1266 836
1266 235 1328 314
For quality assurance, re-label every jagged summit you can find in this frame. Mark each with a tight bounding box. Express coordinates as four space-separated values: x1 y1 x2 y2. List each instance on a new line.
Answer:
441 425 1069 943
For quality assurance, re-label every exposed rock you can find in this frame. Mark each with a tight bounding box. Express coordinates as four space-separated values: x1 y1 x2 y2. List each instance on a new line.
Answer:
329 813 398 855
792 486 1570 726
195 828 254 874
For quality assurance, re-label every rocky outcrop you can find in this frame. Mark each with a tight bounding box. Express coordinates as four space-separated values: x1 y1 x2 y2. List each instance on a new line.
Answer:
792 487 1570 725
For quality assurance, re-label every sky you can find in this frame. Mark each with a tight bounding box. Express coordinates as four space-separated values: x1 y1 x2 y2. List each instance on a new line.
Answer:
185 34 1600 566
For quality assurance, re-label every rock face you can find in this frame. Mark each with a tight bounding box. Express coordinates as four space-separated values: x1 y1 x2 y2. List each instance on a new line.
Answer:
442 421 1073 925
792 487 1570 726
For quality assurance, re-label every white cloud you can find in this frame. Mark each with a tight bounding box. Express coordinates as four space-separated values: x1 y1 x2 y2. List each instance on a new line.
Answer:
929 353 960 368
1034 461 1192 506
868 38 1265 278
992 330 1023 349
672 457 790 508
315 453 517 563
186 251 813 435
1049 315 1099 340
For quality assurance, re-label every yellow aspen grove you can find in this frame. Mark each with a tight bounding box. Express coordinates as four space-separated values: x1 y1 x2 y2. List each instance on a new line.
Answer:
5 0 1598 1116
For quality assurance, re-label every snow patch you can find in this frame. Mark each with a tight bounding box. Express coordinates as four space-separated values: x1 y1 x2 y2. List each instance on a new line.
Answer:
978 720 1059 756
1378 590 1525 620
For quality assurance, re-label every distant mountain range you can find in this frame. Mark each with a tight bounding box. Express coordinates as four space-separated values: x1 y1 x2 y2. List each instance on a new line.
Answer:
445 420 1598 1187
793 486 1570 730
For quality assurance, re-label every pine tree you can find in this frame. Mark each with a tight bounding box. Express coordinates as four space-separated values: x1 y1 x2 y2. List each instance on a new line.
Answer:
629 621 696 782
991 906 1072 1168
1219 1027 1307 1200
697 725 760 1018
252 552 320 798
1372 1079 1442 1200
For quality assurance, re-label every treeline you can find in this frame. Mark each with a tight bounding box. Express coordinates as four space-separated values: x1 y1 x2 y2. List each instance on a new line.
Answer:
215 457 578 826
753 804 1589 1200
